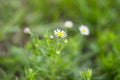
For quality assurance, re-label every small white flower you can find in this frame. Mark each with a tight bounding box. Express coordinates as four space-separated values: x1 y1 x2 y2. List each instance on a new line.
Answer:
79 25 90 35
64 21 73 28
54 29 67 38
24 27 30 33
50 35 54 39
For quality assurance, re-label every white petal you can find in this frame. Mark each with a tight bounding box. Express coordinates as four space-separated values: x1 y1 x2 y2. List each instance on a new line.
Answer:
54 30 58 35
57 29 60 32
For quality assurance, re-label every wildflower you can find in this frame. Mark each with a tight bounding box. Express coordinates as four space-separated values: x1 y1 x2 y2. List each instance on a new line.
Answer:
64 21 73 28
64 39 68 44
24 27 31 34
50 35 54 39
56 51 60 54
54 29 67 38
79 25 89 35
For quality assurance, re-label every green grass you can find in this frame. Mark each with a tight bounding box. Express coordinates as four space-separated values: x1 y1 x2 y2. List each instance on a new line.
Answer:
0 0 120 80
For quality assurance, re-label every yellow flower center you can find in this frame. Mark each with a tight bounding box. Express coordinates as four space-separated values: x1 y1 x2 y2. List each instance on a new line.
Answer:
57 32 64 37
82 29 86 32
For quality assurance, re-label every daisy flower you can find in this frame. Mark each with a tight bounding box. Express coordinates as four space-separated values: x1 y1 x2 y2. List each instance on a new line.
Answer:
79 25 90 35
64 21 73 28
54 29 67 38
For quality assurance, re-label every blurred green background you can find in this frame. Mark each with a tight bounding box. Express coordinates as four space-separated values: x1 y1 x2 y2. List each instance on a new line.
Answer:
0 0 120 80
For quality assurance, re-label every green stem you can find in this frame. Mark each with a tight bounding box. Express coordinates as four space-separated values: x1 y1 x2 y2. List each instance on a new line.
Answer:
51 55 57 80
51 67 56 80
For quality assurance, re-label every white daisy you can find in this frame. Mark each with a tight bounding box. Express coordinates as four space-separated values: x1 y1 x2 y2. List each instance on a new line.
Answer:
79 25 90 35
54 29 67 38
64 21 73 28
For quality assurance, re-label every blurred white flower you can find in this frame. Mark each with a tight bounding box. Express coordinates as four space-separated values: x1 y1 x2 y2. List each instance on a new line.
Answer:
50 35 54 39
54 29 67 38
24 27 30 33
64 21 73 28
79 25 89 35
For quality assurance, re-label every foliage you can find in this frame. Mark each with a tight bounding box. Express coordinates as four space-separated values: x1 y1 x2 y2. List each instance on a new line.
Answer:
0 0 120 80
